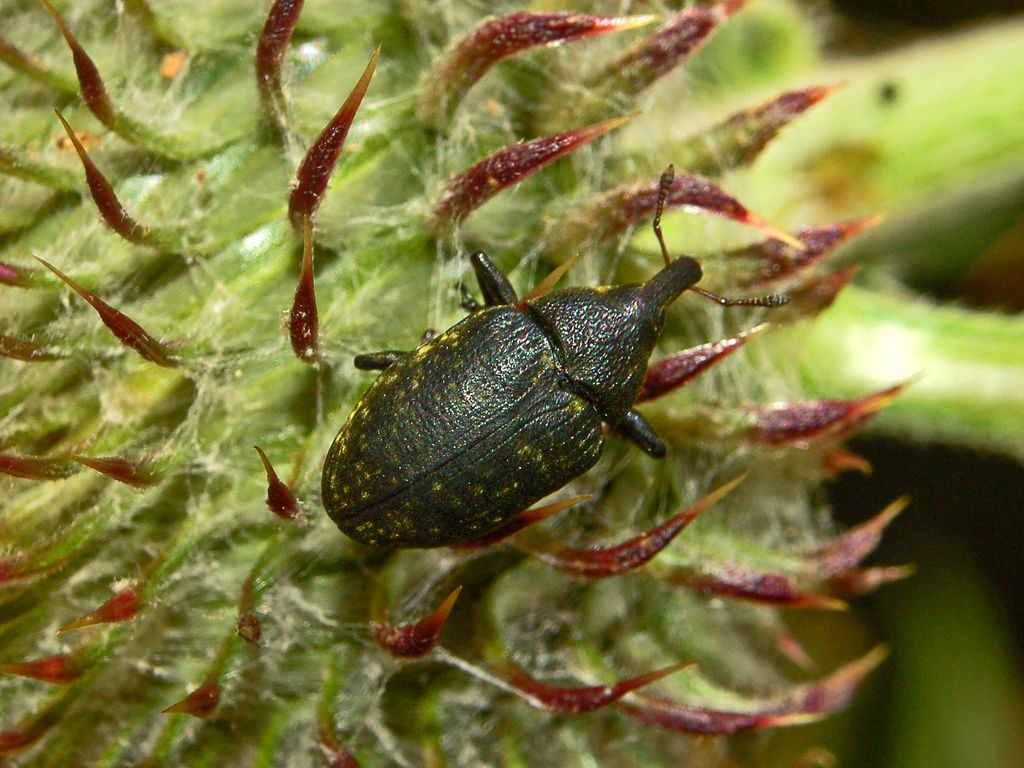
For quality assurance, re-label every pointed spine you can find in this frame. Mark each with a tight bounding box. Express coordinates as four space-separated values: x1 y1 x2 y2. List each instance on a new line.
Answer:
58 587 142 633
500 662 686 713
162 677 221 718
256 0 305 123
371 587 461 658
41 0 200 158
54 110 167 248
69 455 158 488
431 115 632 230
522 253 581 301
0 654 85 684
637 324 768 403
41 0 123 133
288 46 379 229
591 2 745 97
811 497 908 576
531 477 741 578
619 647 885 734
725 217 880 289
557 172 802 252
670 563 847 610
288 216 319 362
0 453 73 480
34 257 179 368
418 12 654 128
676 85 839 175
748 383 909 446
453 495 589 549
254 446 299 518
0 334 60 362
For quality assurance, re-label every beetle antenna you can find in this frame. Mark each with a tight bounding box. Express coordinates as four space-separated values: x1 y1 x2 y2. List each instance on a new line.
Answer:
651 165 788 308
652 164 674 267
688 285 790 307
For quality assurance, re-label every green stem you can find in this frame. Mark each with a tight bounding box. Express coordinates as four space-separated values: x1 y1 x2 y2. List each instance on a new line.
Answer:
788 285 1024 459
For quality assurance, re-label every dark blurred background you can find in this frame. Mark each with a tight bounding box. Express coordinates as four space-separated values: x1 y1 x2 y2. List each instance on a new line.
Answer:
795 2 1024 767
838 0 1024 23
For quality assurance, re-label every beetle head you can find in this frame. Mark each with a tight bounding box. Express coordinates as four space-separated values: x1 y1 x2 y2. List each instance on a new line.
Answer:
641 256 703 330
528 257 702 420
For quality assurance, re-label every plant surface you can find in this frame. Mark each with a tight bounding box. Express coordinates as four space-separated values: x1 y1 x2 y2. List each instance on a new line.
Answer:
2 0 1023 766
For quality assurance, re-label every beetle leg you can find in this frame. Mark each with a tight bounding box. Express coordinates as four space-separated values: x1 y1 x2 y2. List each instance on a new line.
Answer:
615 410 667 458
354 350 407 370
469 250 519 305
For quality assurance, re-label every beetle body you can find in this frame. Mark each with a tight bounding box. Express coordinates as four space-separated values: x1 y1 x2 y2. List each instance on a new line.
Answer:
322 253 704 547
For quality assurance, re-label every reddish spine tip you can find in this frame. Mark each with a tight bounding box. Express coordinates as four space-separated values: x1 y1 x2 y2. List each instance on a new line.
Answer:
53 110 148 244
533 478 742 578
728 217 881 289
812 497 909 576
0 333 60 361
749 382 909 446
0 654 84 684
41 0 117 127
418 12 655 126
824 447 873 477
618 698 770 735
0 452 73 480
371 586 461 658
236 610 262 646
787 264 862 315
620 646 884 735
708 84 842 171
585 173 795 247
0 655 85 684
453 495 589 549
288 45 380 229
758 84 842 126
0 715 53 755
502 662 686 714
1 262 39 288
58 588 142 633
162 678 221 718
637 324 768 403
679 563 847 610
828 565 916 596
787 646 889 716
69 454 157 488
256 0 306 121
431 115 633 229
599 1 741 94
288 216 320 363
0 552 66 586
776 630 816 670
254 445 299 518
33 257 179 368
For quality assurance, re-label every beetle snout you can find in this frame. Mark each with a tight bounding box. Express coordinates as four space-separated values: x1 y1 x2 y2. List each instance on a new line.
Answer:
641 256 702 315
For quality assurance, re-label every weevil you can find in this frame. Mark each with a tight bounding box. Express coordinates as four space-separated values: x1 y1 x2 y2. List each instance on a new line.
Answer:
322 167 788 547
